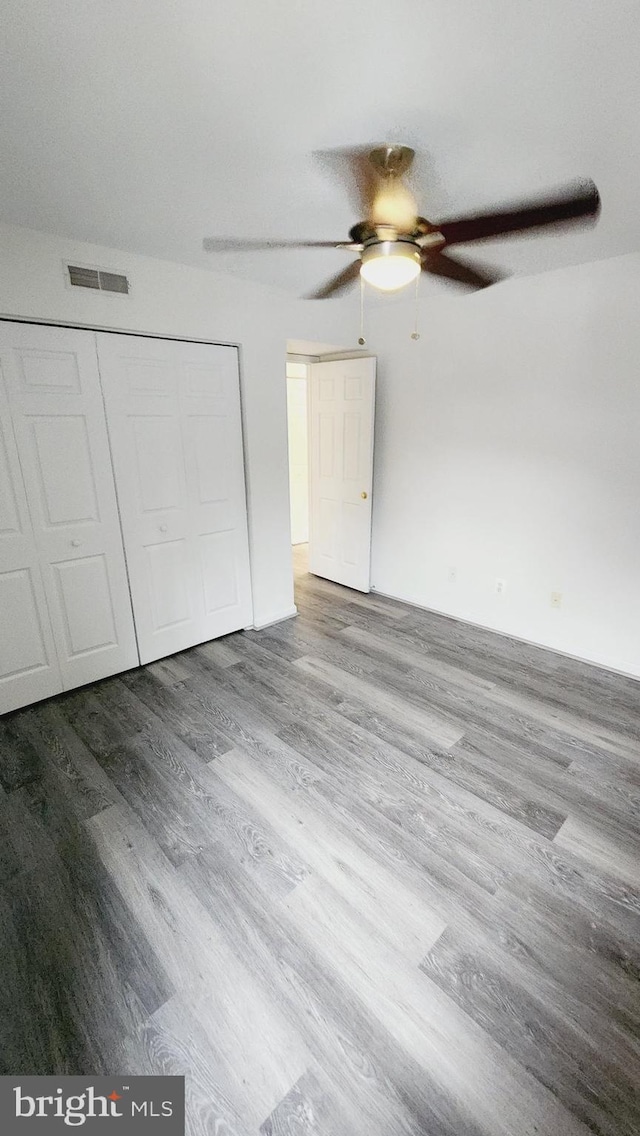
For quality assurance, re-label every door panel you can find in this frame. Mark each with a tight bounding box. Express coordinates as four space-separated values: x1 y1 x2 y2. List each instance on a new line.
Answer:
200 530 239 612
146 539 192 630
132 414 185 512
0 363 63 712
0 322 138 697
18 348 82 391
0 419 21 535
190 415 229 504
309 357 376 591
52 554 119 657
97 334 253 663
28 414 99 524
1 569 50 673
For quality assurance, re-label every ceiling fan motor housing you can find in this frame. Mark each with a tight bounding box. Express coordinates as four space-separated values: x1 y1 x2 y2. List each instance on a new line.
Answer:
361 236 421 260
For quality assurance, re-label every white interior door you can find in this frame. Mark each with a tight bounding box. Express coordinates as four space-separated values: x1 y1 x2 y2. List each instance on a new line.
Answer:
0 321 139 699
0 359 63 713
97 333 253 664
308 357 376 591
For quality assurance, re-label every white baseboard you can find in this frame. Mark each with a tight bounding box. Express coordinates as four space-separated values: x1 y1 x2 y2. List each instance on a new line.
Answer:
250 605 298 631
371 587 640 683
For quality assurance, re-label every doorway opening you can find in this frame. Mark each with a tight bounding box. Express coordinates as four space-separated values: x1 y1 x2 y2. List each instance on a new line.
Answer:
285 343 377 596
286 357 310 580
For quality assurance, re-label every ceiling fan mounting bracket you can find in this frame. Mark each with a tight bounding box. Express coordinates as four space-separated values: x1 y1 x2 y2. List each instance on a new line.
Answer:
368 145 415 178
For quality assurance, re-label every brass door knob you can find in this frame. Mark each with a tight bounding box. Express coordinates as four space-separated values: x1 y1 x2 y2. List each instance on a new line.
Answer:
361 491 368 499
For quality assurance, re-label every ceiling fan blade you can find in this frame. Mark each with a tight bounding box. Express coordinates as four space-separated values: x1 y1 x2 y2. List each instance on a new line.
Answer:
203 237 356 252
423 250 504 290
436 179 600 246
305 259 362 300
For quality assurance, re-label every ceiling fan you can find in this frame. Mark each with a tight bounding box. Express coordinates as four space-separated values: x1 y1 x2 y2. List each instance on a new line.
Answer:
202 146 600 299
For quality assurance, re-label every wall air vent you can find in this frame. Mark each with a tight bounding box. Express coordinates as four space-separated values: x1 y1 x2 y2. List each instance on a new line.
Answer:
67 264 129 294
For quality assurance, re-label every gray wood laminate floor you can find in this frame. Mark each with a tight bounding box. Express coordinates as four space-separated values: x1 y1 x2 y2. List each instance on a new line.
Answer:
1 544 639 1135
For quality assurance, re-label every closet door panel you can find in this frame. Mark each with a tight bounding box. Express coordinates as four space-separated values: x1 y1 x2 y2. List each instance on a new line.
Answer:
97 334 253 663
179 343 253 636
0 322 138 693
98 339 196 658
0 365 63 712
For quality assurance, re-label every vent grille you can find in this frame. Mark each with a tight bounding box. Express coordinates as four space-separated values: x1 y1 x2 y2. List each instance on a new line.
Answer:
68 265 129 294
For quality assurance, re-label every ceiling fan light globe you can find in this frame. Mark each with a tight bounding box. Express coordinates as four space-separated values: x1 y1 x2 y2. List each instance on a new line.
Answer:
360 241 421 292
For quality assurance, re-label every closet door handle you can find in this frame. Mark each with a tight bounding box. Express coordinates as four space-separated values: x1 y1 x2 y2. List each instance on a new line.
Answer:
159 523 168 532
71 539 83 547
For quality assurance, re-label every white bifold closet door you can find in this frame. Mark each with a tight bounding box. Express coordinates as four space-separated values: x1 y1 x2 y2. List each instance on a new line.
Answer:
96 333 253 664
0 357 62 711
0 322 138 713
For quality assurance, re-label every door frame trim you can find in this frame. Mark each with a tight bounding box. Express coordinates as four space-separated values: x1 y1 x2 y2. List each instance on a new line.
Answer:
0 312 240 347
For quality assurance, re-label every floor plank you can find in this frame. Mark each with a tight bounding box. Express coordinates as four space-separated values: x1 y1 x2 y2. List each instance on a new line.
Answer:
420 924 640 1136
87 803 309 1128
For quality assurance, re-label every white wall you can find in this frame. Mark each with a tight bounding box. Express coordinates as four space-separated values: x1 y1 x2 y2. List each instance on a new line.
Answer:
286 371 309 545
0 222 353 629
7 222 634 677
365 253 640 678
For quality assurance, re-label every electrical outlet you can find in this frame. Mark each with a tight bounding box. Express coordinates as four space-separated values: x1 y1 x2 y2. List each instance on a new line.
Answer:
447 566 457 583
495 578 506 596
550 591 562 608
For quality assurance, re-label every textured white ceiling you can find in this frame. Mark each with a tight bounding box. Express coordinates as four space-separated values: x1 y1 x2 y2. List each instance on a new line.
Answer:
1 0 639 296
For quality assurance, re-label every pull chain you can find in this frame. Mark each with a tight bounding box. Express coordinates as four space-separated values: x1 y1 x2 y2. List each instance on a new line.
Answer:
411 273 420 340
358 275 366 346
